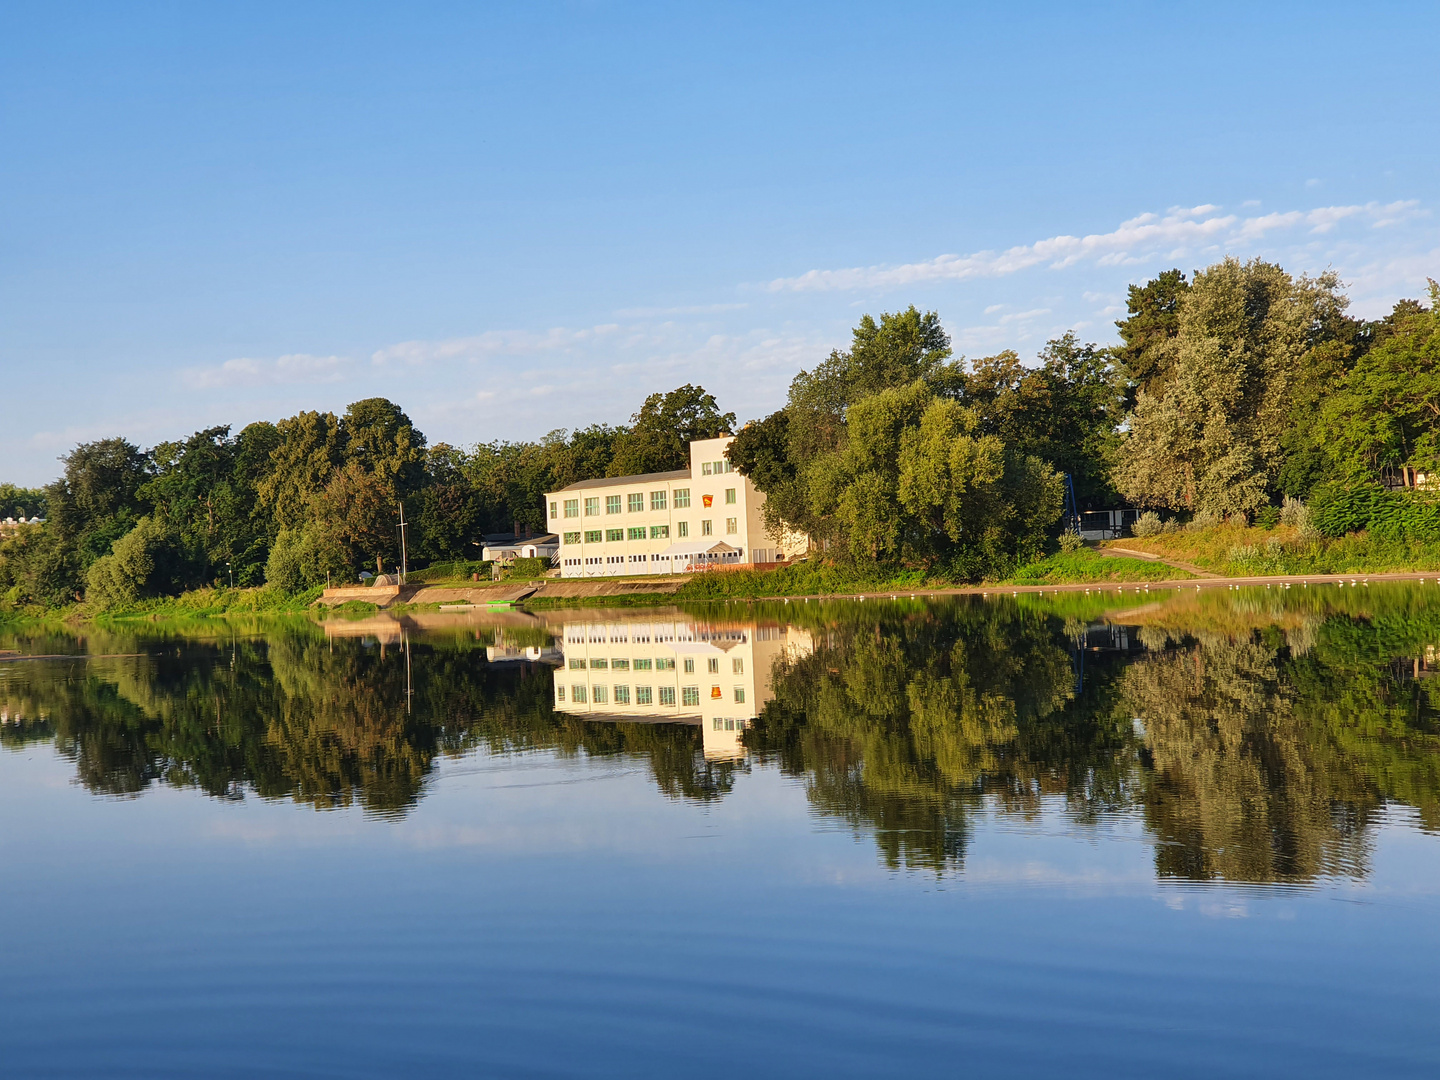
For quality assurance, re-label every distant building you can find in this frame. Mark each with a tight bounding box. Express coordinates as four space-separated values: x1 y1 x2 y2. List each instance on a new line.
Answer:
542 436 807 578
0 516 44 538
480 532 560 563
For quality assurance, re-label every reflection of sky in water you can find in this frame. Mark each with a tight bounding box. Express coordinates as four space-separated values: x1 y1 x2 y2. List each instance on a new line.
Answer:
2 589 1440 1075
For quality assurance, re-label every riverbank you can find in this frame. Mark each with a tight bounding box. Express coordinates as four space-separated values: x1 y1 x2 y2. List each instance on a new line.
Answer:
8 536 1440 624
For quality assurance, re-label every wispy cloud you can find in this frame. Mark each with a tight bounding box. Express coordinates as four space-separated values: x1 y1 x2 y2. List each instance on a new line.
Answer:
764 201 1424 293
182 353 352 389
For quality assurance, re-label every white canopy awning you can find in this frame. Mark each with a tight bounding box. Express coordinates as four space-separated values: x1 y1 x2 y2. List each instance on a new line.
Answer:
656 540 742 558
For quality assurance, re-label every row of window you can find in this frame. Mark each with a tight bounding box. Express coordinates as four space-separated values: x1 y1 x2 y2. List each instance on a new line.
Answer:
566 657 740 673
560 519 737 546
713 718 749 731
701 461 734 475
559 685 746 706
553 487 736 519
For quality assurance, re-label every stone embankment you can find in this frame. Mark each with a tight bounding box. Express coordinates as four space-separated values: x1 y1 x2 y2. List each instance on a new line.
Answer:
317 577 687 609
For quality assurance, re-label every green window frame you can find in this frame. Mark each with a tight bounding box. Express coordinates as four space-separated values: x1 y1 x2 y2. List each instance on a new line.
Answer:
656 658 675 671
590 658 608 669
628 527 646 540
725 488 736 505
682 687 700 707
636 686 653 705
674 488 690 508
564 499 579 518
677 521 689 538
614 685 630 705
683 658 694 673
584 530 602 543
734 687 746 704
606 529 623 542
606 495 622 514
632 658 652 670
650 490 667 511
628 493 643 513
659 686 676 705
563 532 581 545
650 525 669 539
593 685 607 704
572 685 587 703
701 520 713 536
568 658 585 670
556 685 565 702
584 497 599 516
611 659 629 670
549 501 558 519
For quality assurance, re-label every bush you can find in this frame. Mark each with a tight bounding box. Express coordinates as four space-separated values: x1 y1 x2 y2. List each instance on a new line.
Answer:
502 556 551 579
1309 483 1440 541
1187 509 1222 531
85 516 192 609
264 527 347 593
1058 531 1085 552
1255 505 1281 529
1131 511 1164 537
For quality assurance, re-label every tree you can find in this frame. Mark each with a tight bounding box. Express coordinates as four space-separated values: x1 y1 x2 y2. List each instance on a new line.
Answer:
960 333 1123 507
607 385 735 477
256 410 347 531
312 460 400 576
0 484 46 520
1114 268 1189 401
45 437 149 568
1317 284 1440 483
343 397 427 497
1116 258 1347 516
415 443 484 561
85 516 192 609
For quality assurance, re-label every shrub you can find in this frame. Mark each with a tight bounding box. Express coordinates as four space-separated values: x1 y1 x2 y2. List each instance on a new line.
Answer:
1309 483 1440 540
1187 509 1222 531
1058 531 1085 552
1255 505 1281 529
1131 511 1164 537
85 516 192 609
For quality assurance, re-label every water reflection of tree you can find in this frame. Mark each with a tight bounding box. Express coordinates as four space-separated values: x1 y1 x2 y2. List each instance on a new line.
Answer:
0 622 738 814
1122 615 1440 883
747 601 1129 874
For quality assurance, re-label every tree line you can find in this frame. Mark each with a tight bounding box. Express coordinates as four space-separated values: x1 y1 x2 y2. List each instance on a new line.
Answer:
1 254 1436 607
0 387 734 607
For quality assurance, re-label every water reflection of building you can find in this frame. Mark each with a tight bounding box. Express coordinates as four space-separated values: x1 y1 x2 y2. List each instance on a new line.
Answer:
552 618 813 759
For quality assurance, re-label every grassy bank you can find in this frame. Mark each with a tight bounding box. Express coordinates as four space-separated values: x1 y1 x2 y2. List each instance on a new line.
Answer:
1002 549 1192 585
1109 523 1440 577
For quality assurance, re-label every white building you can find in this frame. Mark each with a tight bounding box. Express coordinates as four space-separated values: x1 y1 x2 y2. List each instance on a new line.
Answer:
543 436 806 579
550 614 813 759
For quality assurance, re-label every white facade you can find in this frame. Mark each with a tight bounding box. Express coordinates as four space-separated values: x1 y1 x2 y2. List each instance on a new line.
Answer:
550 614 814 759
543 436 804 579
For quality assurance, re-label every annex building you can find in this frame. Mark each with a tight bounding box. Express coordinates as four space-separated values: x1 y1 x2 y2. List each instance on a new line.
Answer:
543 436 806 579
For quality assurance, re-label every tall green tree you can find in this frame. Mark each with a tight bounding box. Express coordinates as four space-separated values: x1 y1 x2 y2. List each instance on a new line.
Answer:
607 385 735 477
1116 258 1348 516
1113 268 1189 401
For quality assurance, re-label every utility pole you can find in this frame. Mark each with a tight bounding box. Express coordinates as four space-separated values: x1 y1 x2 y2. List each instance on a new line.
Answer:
397 502 409 584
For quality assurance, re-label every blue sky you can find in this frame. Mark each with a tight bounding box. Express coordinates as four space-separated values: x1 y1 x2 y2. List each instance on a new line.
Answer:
3 1 1438 485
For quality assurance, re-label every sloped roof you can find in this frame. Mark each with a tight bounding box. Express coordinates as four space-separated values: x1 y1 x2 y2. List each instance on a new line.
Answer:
556 469 690 492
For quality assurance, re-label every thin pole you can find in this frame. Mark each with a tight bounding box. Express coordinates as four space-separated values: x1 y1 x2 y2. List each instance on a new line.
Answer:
398 502 409 584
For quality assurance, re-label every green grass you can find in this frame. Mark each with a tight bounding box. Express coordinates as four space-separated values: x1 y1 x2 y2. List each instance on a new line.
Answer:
1002 548 1192 586
672 561 931 600
1112 524 1440 577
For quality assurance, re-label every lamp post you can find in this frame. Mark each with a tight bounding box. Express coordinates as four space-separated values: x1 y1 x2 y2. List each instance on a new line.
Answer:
397 502 409 585
226 561 233 589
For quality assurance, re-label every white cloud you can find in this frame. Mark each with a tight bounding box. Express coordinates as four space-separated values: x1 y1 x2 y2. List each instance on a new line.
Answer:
182 353 352 389
764 201 1425 293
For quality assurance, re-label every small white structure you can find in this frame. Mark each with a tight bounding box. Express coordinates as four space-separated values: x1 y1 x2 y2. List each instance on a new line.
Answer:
480 533 560 563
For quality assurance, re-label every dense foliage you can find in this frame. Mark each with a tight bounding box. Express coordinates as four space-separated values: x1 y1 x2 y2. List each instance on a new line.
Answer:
3 260 1438 607
0 387 735 608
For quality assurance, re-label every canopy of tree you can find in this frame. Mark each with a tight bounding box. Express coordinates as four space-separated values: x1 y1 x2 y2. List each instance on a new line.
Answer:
3 258 1438 607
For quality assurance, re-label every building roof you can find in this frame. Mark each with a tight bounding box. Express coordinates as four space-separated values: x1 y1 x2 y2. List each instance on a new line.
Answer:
555 469 690 493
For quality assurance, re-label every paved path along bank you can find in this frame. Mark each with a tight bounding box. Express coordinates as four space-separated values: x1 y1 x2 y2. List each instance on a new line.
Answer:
717 570 1440 605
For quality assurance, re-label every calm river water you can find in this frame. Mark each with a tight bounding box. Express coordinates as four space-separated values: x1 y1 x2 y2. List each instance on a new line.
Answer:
3 586 1440 1077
